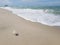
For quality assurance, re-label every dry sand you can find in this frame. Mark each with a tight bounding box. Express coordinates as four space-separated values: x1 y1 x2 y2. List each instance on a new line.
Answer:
0 8 60 45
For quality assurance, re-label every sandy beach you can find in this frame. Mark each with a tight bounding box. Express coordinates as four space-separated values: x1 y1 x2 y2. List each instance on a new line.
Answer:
0 8 60 45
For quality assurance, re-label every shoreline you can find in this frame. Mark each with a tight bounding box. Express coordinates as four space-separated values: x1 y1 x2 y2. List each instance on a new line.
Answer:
0 8 60 45
1 7 60 26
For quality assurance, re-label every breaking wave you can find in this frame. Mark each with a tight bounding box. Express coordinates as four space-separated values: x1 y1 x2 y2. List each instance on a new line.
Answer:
1 7 60 26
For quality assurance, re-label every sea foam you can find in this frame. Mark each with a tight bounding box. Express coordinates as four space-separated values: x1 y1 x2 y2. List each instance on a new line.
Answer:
1 7 60 26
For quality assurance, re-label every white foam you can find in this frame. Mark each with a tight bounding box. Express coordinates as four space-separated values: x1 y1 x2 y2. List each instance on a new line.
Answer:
1 7 60 26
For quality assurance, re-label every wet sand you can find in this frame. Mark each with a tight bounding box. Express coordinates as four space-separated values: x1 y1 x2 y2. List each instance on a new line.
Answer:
0 8 60 45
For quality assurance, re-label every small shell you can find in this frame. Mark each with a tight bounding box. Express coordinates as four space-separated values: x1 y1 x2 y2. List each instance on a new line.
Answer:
13 30 19 36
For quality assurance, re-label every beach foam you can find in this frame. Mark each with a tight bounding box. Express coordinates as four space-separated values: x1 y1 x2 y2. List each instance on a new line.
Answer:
1 7 60 26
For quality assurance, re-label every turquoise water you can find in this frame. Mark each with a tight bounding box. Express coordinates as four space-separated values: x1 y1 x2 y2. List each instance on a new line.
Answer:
8 6 60 15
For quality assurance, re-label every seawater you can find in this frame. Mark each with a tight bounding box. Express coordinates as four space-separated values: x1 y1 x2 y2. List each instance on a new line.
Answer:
0 6 60 26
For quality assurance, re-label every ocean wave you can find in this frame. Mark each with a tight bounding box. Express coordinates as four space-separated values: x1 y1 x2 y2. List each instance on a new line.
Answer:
0 7 60 26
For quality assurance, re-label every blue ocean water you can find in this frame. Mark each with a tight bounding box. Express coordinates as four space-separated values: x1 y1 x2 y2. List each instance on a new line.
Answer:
0 6 60 26
9 6 60 15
